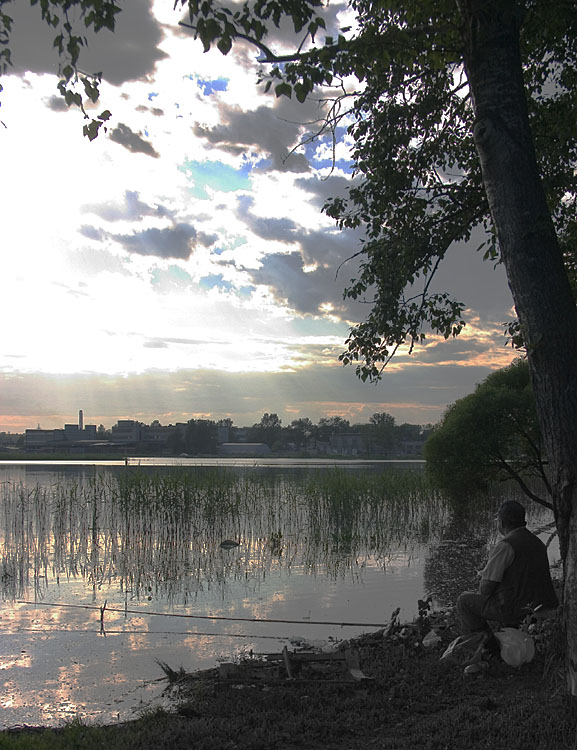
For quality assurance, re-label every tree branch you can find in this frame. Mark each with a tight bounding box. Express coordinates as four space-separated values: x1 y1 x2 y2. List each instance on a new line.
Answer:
178 20 306 63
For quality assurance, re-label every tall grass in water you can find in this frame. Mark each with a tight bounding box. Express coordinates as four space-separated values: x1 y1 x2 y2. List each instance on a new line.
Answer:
300 469 447 574
0 482 51 599
0 468 447 604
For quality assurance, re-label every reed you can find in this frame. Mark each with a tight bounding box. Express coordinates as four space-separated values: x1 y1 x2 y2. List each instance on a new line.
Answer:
0 467 534 605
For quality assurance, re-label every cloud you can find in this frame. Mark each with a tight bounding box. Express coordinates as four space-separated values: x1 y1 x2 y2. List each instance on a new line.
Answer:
412 337 489 364
194 102 311 172
79 225 106 242
67 247 130 277
135 104 165 116
7 0 167 85
143 339 168 349
295 173 355 209
236 195 300 243
109 123 159 157
249 251 347 316
230 194 362 316
43 95 69 112
112 223 197 259
83 191 172 223
429 226 514 323
142 336 226 348
197 231 219 247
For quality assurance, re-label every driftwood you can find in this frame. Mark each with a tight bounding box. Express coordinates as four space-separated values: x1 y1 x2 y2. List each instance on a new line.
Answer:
218 646 372 685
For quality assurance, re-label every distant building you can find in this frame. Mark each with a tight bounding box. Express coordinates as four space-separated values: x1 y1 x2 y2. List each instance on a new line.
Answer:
24 409 99 451
141 424 178 445
219 442 272 457
398 439 426 456
25 429 66 449
329 433 365 456
0 432 21 448
216 424 230 444
110 420 143 444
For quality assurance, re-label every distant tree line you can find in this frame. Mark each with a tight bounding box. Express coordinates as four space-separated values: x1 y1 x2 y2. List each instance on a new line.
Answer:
102 412 432 457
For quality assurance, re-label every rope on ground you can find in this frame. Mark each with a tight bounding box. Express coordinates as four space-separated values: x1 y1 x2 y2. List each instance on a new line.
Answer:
16 599 387 629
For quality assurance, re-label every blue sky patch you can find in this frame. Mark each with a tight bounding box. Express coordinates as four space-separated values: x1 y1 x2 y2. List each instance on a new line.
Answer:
199 274 233 292
197 77 229 95
212 236 248 256
304 127 353 173
150 265 193 292
291 315 348 337
180 160 252 199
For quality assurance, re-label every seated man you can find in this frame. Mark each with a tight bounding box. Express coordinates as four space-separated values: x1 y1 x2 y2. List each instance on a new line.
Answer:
457 500 558 642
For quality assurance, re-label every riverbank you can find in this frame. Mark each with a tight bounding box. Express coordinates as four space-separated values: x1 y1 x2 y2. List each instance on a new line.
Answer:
0 452 425 463
1 608 573 750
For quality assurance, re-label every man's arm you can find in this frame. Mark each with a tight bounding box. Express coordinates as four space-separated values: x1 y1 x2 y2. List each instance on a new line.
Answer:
478 539 515 596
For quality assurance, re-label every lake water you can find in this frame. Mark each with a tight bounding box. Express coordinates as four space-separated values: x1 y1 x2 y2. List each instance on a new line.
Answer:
0 460 559 728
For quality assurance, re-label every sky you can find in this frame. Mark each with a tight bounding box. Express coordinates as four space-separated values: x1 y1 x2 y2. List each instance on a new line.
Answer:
0 1 517 433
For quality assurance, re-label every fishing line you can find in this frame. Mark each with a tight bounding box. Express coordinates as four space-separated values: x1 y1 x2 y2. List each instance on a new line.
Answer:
16 599 387 628
0 627 287 640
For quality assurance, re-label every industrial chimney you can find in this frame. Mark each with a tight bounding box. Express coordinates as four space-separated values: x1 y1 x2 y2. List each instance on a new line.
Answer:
79 409 84 431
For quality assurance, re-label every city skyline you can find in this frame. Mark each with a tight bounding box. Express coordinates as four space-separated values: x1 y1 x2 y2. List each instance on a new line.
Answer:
1 1 517 434
18 404 433 435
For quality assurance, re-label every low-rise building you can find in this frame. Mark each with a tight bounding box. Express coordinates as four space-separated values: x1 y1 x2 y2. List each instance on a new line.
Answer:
219 442 272 457
329 433 366 456
25 421 98 451
110 420 143 444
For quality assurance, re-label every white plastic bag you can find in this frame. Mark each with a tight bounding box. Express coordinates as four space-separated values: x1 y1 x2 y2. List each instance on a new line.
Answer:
494 627 535 667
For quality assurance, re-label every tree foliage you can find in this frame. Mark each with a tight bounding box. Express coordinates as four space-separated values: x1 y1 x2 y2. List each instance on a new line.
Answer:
0 0 118 135
179 0 577 378
363 411 397 455
247 411 283 446
185 418 218 455
425 359 550 507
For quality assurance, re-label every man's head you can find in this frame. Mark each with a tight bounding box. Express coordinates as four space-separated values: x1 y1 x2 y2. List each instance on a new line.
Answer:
498 500 526 533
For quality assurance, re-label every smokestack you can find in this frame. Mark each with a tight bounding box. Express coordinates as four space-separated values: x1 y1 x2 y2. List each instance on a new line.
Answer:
79 410 84 431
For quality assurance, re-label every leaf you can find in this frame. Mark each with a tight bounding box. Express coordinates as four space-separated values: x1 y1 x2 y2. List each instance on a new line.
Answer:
274 82 292 99
294 82 307 103
217 35 232 55
83 118 103 141
81 77 100 103
64 90 82 108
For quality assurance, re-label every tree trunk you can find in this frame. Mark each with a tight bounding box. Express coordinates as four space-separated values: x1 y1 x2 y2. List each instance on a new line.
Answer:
457 0 577 695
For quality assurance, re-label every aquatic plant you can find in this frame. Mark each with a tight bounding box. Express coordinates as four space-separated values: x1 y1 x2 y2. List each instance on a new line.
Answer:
0 467 542 606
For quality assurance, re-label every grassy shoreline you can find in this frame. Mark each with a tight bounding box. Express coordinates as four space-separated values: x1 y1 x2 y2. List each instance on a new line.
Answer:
1 609 573 750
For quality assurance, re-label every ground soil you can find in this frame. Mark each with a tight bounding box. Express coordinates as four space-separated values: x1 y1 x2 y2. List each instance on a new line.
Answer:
1 609 575 750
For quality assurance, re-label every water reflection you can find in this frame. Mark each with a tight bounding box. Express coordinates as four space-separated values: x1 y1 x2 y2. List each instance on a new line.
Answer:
423 506 493 606
0 469 445 606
